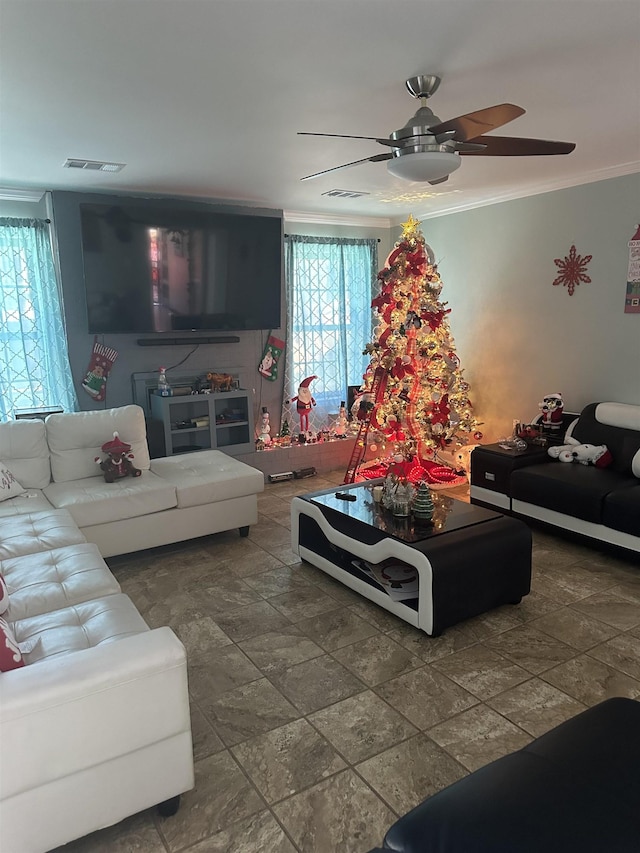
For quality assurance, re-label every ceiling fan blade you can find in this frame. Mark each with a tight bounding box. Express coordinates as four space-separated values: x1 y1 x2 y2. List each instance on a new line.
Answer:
459 135 576 156
300 152 392 181
298 132 401 148
429 104 525 142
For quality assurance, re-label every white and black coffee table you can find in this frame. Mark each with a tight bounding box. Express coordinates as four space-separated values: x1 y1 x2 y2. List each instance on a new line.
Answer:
291 481 531 636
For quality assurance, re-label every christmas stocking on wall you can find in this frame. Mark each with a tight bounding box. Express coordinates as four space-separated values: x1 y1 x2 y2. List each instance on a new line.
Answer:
81 336 118 402
258 334 285 381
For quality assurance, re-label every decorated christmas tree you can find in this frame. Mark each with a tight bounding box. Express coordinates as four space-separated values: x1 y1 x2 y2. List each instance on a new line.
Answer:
412 482 434 520
362 214 481 470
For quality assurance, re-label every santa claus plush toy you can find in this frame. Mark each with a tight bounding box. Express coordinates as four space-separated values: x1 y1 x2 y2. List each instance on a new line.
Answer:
538 392 564 433
288 376 317 433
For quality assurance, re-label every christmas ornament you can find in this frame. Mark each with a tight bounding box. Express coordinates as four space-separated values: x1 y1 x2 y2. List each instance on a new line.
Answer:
553 245 592 296
412 482 434 521
258 334 285 381
288 375 317 433
625 224 640 314
81 336 118 402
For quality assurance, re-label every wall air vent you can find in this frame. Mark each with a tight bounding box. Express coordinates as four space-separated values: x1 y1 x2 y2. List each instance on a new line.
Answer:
321 189 370 199
63 159 125 172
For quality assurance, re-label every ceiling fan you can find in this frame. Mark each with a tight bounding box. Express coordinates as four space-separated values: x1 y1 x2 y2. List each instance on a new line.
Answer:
298 75 575 185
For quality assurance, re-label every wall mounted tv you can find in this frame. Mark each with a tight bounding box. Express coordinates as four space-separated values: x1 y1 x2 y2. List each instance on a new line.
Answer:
79 201 283 334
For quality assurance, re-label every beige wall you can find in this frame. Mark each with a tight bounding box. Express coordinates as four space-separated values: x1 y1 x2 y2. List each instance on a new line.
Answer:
402 174 640 441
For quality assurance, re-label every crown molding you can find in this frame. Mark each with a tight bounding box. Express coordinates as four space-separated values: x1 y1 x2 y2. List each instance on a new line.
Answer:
415 162 640 220
284 209 391 229
0 187 45 202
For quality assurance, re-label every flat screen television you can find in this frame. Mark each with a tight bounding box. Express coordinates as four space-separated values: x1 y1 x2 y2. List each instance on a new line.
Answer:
79 201 283 334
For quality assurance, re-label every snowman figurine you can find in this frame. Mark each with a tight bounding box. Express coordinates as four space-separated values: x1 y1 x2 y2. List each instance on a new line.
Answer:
257 407 272 446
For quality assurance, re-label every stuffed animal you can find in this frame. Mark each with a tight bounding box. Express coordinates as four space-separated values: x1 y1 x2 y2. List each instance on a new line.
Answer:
538 392 564 434
95 432 142 483
548 436 613 468
453 444 479 476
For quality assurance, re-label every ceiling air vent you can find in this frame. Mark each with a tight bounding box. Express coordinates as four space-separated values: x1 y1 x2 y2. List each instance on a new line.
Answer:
63 158 125 172
321 189 370 199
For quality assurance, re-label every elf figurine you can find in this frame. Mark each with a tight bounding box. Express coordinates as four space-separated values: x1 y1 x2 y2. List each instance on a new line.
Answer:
288 375 317 433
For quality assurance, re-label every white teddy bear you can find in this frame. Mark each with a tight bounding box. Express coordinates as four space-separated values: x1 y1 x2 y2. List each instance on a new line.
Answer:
454 444 479 476
548 435 613 468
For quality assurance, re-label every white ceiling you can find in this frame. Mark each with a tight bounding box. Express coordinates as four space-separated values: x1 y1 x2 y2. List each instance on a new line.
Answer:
1 0 639 225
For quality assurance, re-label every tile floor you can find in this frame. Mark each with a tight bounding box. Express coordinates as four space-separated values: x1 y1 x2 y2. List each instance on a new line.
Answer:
54 472 640 853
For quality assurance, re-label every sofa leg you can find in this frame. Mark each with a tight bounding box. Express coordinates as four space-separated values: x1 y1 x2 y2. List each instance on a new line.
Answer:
509 597 522 605
157 795 181 817
239 525 250 537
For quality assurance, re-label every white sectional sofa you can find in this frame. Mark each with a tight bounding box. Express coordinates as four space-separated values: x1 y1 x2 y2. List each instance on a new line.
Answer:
0 406 266 851
0 404 264 556
0 509 194 853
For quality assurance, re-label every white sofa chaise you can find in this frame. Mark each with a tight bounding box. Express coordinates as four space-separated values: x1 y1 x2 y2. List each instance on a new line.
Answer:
0 404 264 556
0 509 194 853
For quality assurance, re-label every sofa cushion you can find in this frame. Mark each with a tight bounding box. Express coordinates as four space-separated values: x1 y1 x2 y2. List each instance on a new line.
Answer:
43 471 177 527
0 616 24 671
510 463 638 524
0 460 26 502
0 419 50 489
46 405 151 484
0 510 86 561
0 543 120 621
569 402 640 476
0 574 8 614
0 489 54 519
150 450 264 509
9 594 149 664
602 485 640 537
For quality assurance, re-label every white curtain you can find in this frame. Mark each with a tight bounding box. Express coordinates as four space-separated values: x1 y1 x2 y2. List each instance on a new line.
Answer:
0 218 78 420
282 235 377 432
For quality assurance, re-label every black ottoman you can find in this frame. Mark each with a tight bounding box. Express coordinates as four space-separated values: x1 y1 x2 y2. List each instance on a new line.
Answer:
368 698 640 853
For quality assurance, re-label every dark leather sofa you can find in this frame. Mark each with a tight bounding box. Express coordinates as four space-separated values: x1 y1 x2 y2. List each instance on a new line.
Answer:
509 402 640 553
367 697 640 853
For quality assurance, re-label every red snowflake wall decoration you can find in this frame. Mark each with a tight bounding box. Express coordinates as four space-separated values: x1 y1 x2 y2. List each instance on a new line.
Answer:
553 244 592 296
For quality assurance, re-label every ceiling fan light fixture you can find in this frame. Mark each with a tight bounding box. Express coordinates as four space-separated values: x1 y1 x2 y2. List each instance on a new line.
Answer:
386 151 461 183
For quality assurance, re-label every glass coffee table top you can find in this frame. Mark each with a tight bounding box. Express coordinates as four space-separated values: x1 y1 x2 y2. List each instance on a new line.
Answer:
301 480 503 545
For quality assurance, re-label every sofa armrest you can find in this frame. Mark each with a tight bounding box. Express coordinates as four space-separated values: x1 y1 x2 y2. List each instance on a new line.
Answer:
0 627 193 801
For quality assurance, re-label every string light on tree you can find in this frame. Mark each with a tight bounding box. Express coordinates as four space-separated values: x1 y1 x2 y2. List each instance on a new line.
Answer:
362 214 482 471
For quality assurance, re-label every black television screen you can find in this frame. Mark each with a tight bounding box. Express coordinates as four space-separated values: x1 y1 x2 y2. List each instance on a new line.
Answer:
79 202 283 334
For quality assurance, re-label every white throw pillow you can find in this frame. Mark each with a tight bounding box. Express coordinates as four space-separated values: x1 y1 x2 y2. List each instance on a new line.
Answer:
0 460 26 502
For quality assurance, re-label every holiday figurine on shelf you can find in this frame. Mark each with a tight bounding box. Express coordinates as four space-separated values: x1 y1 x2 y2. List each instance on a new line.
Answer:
334 401 348 437
256 406 272 446
288 375 317 434
412 482 434 521
157 367 172 397
538 393 564 435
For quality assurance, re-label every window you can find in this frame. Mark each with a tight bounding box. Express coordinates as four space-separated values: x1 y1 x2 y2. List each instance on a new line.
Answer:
0 218 77 420
283 235 378 430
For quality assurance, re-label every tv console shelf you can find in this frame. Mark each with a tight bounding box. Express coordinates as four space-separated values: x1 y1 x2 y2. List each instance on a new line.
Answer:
150 390 254 456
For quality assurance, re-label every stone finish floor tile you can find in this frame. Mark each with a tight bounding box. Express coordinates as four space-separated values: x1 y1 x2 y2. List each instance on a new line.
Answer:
486 678 587 737
309 690 418 763
332 633 424 686
529 607 620 651
269 654 366 714
432 644 530 699
542 655 640 705
570 590 640 630
231 718 346 803
238 627 324 673
427 704 532 771
70 480 640 853
356 734 467 814
485 625 576 674
295 606 379 651
158 751 264 852
181 810 297 852
587 633 640 681
200 678 300 747
376 665 478 729
273 769 396 853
